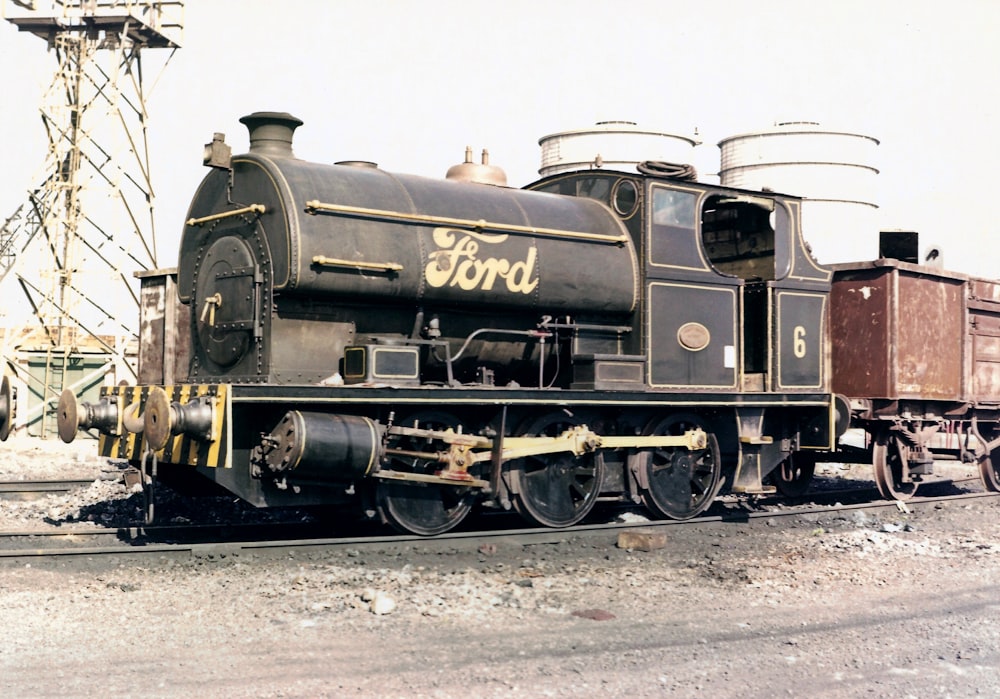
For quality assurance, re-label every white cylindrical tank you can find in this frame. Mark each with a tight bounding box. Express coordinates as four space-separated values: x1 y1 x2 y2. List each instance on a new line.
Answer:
538 121 700 178
718 122 880 264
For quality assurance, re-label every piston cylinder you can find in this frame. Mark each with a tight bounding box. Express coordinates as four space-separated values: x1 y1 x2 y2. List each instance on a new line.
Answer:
257 411 382 483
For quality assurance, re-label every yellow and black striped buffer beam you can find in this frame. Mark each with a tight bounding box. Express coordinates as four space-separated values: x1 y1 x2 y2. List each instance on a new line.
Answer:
98 384 231 468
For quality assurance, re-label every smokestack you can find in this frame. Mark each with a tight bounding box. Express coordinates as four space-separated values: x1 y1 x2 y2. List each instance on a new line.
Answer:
239 111 303 158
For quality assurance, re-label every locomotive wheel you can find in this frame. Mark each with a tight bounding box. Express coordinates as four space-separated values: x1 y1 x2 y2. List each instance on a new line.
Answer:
978 448 1000 493
0 375 13 441
376 411 479 536
771 451 816 498
508 412 605 528
872 431 917 500
638 414 721 520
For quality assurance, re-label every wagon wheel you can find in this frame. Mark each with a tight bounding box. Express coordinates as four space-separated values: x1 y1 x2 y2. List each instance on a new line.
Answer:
978 446 1000 493
771 451 816 498
872 431 917 500
508 412 605 528
376 411 479 536
0 375 12 441
639 414 721 520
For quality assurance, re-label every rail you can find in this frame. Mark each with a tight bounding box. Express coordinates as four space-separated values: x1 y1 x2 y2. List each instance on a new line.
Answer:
1 487 995 564
0 478 98 500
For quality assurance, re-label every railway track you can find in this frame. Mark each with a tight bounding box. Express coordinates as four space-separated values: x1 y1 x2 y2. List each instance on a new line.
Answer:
0 478 106 501
2 486 995 564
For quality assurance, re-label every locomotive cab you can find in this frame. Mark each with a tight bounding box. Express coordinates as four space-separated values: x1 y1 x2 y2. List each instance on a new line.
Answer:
528 170 831 397
530 169 835 496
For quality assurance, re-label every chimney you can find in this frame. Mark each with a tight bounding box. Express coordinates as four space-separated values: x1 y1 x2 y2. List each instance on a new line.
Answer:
238 111 303 158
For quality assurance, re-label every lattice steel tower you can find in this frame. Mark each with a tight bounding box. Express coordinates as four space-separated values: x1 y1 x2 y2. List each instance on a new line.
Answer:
1 1 183 436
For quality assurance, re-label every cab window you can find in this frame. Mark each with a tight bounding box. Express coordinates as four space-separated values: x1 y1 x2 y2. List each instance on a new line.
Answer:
701 194 777 281
649 188 698 266
531 176 610 202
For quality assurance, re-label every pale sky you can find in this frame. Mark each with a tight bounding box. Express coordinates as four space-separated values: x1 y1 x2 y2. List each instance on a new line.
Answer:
1 0 999 279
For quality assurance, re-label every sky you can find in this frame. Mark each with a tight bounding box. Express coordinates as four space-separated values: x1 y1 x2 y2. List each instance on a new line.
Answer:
1 0 999 285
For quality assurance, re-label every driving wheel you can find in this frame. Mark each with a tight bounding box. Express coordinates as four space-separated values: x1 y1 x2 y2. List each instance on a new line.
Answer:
508 412 605 528
638 413 721 520
376 411 479 536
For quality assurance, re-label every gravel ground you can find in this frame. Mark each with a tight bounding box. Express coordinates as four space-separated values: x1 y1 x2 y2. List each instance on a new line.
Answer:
1 437 999 698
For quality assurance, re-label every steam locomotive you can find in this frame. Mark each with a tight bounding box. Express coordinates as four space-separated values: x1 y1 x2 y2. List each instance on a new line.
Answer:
3 111 997 535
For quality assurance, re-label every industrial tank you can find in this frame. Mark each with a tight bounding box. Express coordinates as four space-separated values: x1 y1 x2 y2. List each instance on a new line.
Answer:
538 121 700 177
718 122 879 264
